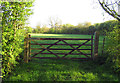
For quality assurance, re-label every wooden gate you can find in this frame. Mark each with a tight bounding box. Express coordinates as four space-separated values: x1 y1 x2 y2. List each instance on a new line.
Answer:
24 34 100 63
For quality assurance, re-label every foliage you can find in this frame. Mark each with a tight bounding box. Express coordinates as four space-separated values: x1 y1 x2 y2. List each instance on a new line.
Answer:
105 25 120 72
94 20 119 35
32 20 118 35
24 26 33 33
2 1 34 77
32 24 49 33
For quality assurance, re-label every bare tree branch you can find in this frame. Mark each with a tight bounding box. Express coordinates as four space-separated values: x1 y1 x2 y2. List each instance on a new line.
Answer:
98 0 120 21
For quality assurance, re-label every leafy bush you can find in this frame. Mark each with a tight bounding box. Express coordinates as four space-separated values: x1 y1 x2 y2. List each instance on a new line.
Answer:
95 20 118 35
105 25 120 72
2 1 34 77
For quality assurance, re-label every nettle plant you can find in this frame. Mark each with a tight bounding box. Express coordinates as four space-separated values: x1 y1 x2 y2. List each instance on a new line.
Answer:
2 1 34 77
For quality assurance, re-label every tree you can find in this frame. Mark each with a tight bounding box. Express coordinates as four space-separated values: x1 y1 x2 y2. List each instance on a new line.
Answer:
76 23 84 28
36 25 41 33
2 1 34 77
98 0 120 73
83 22 91 28
41 24 49 33
49 17 62 28
48 17 62 33
98 0 120 21
25 26 33 33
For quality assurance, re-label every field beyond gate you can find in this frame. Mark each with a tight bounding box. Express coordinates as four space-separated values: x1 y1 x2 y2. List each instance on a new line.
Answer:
24 34 96 62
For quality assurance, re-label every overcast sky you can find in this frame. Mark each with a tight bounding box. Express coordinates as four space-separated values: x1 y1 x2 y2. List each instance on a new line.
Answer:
28 0 114 28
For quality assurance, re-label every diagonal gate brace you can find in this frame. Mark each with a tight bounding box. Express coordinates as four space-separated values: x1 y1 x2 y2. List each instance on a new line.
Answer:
61 40 90 58
31 39 61 58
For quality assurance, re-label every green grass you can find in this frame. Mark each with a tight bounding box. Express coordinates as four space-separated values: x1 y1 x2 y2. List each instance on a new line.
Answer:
3 59 120 81
3 34 120 81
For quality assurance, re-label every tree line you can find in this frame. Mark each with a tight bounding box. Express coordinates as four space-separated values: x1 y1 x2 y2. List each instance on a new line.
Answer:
28 20 118 35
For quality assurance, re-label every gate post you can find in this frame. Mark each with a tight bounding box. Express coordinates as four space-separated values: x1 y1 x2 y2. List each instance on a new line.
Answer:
28 34 31 61
24 35 27 62
24 34 29 63
93 31 99 60
102 38 105 55
91 35 93 59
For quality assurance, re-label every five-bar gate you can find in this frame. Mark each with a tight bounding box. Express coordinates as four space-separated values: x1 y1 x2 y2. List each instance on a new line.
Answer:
24 32 99 63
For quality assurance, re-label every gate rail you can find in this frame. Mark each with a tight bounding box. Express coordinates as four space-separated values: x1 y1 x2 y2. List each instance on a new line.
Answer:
24 32 99 63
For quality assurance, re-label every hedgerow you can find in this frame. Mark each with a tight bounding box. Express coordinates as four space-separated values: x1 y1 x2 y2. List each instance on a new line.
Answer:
2 1 34 77
105 24 120 73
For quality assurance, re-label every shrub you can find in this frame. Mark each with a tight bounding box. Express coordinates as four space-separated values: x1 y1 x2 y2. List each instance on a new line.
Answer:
2 1 34 77
105 25 120 72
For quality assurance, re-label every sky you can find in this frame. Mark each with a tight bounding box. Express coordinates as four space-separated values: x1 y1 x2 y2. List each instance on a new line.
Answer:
28 0 114 28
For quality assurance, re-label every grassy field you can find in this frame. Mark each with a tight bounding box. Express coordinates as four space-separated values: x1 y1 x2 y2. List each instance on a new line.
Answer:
3 34 120 81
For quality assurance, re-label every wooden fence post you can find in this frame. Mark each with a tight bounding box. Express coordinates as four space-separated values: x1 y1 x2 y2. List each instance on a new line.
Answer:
24 34 29 63
24 35 27 62
29 34 31 61
91 35 93 58
93 31 99 60
102 38 105 55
